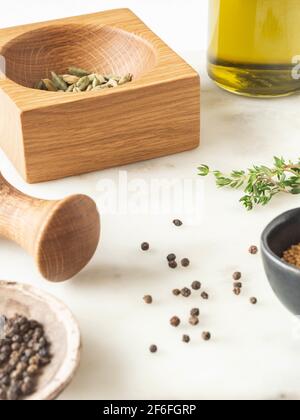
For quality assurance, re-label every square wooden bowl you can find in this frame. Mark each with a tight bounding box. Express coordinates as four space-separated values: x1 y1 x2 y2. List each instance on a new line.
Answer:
0 9 200 183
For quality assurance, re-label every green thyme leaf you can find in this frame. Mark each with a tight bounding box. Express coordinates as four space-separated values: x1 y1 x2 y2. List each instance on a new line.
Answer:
198 157 300 210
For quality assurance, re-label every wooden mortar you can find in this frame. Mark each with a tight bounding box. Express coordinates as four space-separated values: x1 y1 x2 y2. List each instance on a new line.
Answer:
0 9 200 183
0 173 100 282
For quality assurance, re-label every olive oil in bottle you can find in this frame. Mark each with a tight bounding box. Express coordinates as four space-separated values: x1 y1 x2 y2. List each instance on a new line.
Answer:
208 0 300 97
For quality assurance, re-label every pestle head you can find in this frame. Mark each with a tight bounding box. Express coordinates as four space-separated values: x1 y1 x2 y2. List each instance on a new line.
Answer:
34 194 100 282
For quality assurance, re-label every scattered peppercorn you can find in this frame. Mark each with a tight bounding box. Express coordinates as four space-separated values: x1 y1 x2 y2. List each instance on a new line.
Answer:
190 308 200 317
181 258 190 267
189 316 199 326
250 297 257 305
0 314 52 401
232 272 242 281
170 316 181 327
181 288 191 298
202 332 211 341
233 288 241 296
191 281 201 291
143 295 153 304
233 282 242 289
173 219 183 227
141 242 150 251
182 335 190 343
172 289 181 296
167 254 176 262
149 345 157 353
249 245 258 255
201 292 209 300
169 260 178 269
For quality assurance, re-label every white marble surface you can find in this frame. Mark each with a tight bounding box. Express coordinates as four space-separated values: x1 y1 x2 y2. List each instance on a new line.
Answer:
1 1 300 401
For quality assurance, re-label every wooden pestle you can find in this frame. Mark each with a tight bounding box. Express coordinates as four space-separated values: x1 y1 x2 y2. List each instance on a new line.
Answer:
0 173 100 282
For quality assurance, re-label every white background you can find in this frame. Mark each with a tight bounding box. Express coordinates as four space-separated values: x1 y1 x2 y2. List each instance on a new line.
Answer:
1 0 300 401
0 0 208 52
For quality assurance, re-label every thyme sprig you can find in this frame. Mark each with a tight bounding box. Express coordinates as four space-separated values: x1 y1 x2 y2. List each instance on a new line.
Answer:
198 157 300 210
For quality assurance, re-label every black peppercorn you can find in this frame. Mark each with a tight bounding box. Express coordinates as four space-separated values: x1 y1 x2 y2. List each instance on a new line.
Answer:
191 281 201 290
143 295 153 304
190 308 200 317
149 345 157 353
0 314 52 400
232 272 242 281
11 343 20 351
249 245 258 255
0 388 6 400
172 289 181 296
167 254 176 262
250 297 257 305
201 292 209 300
181 258 190 267
189 316 199 326
233 282 242 289
20 378 34 396
170 316 181 327
182 335 190 343
233 288 241 296
169 261 178 269
7 383 20 400
181 288 191 298
141 242 150 251
26 364 38 376
173 219 183 227
202 332 211 341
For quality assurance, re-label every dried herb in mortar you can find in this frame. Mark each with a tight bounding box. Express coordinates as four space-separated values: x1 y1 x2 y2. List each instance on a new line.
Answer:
34 67 133 93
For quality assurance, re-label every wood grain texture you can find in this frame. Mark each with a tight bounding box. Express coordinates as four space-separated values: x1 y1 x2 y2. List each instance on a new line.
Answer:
0 173 100 282
0 281 81 400
0 9 200 183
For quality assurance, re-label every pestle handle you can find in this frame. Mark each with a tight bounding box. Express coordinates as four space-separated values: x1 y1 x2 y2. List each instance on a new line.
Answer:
0 173 100 282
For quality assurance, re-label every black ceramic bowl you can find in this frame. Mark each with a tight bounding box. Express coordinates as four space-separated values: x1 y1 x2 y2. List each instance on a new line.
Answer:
261 208 300 315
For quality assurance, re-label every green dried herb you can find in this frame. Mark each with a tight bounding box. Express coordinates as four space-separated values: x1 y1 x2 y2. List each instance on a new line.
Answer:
34 68 133 93
198 157 300 210
68 67 90 77
42 79 57 92
51 71 68 91
76 76 90 91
